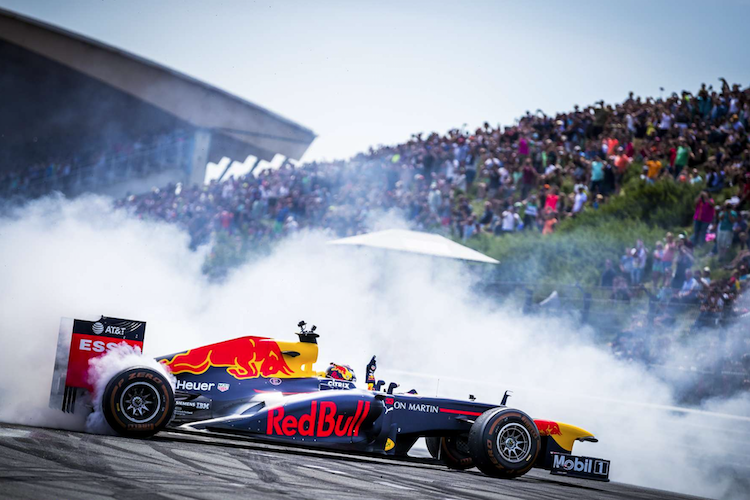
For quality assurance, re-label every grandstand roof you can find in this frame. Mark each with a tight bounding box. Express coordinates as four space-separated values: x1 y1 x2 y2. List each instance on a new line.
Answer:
0 7 316 162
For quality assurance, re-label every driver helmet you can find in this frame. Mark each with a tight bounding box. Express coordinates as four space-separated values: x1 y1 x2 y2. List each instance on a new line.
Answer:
326 363 356 382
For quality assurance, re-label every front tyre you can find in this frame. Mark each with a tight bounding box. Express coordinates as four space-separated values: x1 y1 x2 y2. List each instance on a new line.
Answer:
102 367 174 438
468 408 540 479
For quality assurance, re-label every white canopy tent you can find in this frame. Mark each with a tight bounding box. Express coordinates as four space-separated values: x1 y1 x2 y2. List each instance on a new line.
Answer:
327 229 499 264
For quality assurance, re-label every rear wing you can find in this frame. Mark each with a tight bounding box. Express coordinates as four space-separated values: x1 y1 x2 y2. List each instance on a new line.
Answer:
49 316 146 413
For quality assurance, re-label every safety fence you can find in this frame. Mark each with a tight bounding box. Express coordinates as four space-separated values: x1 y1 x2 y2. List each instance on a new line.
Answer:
480 279 716 334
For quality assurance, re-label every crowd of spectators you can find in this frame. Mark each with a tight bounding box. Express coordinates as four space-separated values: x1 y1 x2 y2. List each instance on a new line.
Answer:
5 78 750 399
0 129 191 198
604 216 750 400
605 231 749 324
114 79 749 247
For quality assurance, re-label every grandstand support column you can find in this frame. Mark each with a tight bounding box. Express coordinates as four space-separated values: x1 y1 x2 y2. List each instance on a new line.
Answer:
247 157 262 176
187 128 212 186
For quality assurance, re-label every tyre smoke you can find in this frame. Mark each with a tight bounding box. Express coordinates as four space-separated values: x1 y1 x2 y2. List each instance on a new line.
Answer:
85 343 175 434
0 194 747 499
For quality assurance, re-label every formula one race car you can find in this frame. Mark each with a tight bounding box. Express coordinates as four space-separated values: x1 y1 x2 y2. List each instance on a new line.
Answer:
49 316 610 481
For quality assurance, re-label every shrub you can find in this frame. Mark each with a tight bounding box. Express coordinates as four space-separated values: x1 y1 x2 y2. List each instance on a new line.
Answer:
465 178 701 287
559 178 701 233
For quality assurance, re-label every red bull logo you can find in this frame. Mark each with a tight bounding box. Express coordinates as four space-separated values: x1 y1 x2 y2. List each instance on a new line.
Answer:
534 419 562 436
266 400 370 437
162 336 294 380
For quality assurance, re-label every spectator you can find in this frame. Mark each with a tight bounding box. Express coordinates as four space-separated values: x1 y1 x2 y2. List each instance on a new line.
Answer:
519 159 536 194
717 201 738 258
479 201 494 226
673 137 693 178
645 157 663 182
523 196 539 231
620 247 634 283
671 237 695 289
699 266 712 287
632 240 648 285
692 191 715 247
590 155 605 193
544 187 560 212
601 259 617 287
677 269 700 303
500 206 519 234
662 232 677 275
572 186 588 214
652 241 666 288
541 209 558 235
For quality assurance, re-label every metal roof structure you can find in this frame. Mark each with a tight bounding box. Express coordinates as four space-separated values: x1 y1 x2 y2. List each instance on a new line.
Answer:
0 7 316 165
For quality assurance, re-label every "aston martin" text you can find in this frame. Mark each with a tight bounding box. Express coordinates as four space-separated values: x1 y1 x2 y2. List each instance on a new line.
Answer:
393 401 439 413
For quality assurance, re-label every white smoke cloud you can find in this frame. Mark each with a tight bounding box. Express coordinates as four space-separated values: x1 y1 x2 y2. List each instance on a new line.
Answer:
0 194 748 499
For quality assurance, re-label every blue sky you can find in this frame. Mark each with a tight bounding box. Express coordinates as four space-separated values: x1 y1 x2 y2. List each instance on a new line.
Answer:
2 0 749 171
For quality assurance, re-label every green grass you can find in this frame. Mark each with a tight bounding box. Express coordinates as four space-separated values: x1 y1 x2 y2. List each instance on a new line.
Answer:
464 178 702 287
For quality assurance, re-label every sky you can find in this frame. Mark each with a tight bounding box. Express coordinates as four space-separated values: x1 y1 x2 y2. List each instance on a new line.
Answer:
2 0 749 175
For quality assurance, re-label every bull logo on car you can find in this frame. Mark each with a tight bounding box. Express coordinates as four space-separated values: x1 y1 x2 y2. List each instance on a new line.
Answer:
534 419 563 436
162 337 294 380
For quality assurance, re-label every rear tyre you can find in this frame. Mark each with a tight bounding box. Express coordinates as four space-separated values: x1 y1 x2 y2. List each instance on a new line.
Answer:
101 367 174 438
426 435 474 470
425 436 440 458
468 408 540 479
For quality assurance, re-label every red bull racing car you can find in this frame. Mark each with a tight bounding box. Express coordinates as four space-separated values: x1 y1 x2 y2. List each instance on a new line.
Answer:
48 316 610 481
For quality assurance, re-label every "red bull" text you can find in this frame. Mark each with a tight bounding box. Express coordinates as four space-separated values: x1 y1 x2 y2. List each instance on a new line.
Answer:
266 401 370 437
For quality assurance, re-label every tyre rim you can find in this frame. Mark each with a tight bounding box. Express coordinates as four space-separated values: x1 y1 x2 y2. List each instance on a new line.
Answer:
496 422 531 463
120 381 161 423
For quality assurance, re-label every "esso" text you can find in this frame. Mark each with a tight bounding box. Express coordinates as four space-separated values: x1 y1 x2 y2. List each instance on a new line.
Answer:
79 339 121 353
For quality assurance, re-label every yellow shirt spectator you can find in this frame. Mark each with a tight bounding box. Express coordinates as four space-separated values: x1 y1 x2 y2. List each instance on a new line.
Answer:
646 159 662 179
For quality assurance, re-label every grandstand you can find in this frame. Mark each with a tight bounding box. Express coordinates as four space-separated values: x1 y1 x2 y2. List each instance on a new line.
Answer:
0 7 316 199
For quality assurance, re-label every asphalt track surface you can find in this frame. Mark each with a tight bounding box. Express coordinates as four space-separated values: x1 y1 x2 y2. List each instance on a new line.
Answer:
0 423 702 500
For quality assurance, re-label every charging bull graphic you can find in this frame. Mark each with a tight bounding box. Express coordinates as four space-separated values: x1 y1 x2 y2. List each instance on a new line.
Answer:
161 336 294 379
535 420 563 437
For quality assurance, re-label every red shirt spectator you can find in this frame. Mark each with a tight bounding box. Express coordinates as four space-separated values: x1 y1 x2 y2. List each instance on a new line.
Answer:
693 195 715 223
544 192 559 211
518 137 529 156
219 210 233 229
668 146 677 167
